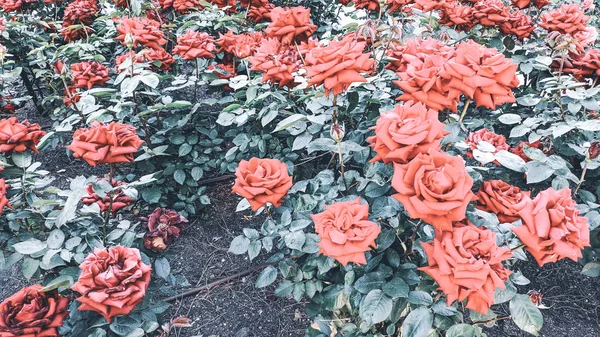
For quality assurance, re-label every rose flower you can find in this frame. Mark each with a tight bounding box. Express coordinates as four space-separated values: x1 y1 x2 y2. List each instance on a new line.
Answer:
142 208 188 252
510 140 549 162
247 1 274 22
413 0 453 12
472 0 510 27
232 157 293 211
264 6 317 45
476 180 530 223
144 48 176 71
0 0 22 12
0 285 69 337
81 178 135 214
419 221 512 314
511 0 549 9
353 0 380 11
115 16 167 51
305 35 375 96
0 117 46 154
386 38 455 74
72 246 151 322
67 121 144 166
439 3 477 32
170 0 199 13
0 96 15 114
250 38 302 88
61 0 99 41
391 149 475 231
173 30 216 60
512 187 590 267
539 4 589 35
499 9 535 40
368 101 449 164
387 0 415 13
70 61 110 90
0 178 11 216
441 40 519 109
311 198 381 266
574 48 600 78
465 128 509 161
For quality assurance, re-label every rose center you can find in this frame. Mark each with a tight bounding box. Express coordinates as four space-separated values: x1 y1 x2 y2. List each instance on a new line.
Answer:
423 169 453 195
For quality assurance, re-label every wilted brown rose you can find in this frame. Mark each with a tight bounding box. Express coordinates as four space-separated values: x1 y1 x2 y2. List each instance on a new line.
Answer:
71 246 151 322
311 198 381 266
0 285 69 337
232 157 293 211
442 40 519 109
476 180 530 223
392 149 475 231
67 121 144 166
264 6 317 45
71 61 110 90
0 117 46 154
173 30 216 60
305 35 375 96
512 187 590 266
368 101 449 164
81 178 135 214
419 221 512 314
115 16 167 50
539 4 589 35
0 178 11 216
142 208 188 252
250 38 302 88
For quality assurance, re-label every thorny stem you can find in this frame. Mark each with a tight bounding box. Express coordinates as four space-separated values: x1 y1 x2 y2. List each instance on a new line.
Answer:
337 140 349 191
472 315 511 326
574 160 589 195
103 164 115 247
459 100 471 123
511 244 526 252
294 40 305 66
61 76 83 118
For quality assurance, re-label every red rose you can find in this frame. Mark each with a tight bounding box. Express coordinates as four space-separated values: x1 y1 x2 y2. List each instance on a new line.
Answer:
70 61 110 90
472 0 510 27
499 9 535 40
232 157 293 211
512 188 590 266
173 30 216 60
419 221 512 314
67 121 144 166
0 117 46 154
246 1 274 22
353 0 380 11
72 246 151 322
0 178 11 216
0 285 69 337
476 180 530 223
60 0 99 41
511 0 549 9
392 149 475 231
465 128 509 162
368 101 449 164
250 38 302 88
510 140 547 162
311 198 381 266
115 16 167 50
305 35 375 96
145 48 175 71
439 3 477 32
539 4 589 35
387 0 415 13
264 6 317 45
81 178 135 215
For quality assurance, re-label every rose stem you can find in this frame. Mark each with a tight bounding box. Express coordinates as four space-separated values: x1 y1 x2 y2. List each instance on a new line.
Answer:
510 243 526 252
472 315 511 326
459 100 470 124
194 58 200 102
574 160 589 195
103 163 115 247
337 140 349 191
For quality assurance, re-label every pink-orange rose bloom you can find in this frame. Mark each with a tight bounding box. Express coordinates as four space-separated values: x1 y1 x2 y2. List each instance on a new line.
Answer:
264 6 317 45
0 117 46 154
72 246 151 322
392 149 475 231
250 38 302 88
311 198 381 266
0 285 69 337
420 221 512 314
81 178 135 215
71 61 110 90
305 35 375 96
232 158 293 211
67 121 144 166
465 128 509 160
476 180 530 223
0 178 11 216
539 4 589 35
512 188 590 267
368 101 449 164
115 16 167 50
173 30 216 60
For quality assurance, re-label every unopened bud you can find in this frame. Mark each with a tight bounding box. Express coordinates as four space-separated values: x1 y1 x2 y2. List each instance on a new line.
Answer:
124 33 135 49
330 122 345 143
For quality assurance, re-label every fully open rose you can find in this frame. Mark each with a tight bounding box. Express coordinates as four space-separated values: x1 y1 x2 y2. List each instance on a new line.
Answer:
71 61 110 89
173 30 215 60
264 6 317 45
0 117 47 154
115 16 167 50
71 246 151 322
476 180 530 223
67 122 144 166
512 187 590 267
419 221 512 314
392 149 475 231
539 4 589 35
232 157 293 211
0 285 69 337
368 101 449 164
0 178 11 216
311 198 381 266
250 38 302 88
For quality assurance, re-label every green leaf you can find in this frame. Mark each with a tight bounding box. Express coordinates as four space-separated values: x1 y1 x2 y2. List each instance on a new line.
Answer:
382 277 409 298
173 169 186 185
498 113 522 125
510 294 543 336
12 151 32 168
229 235 250 254
408 291 433 306
13 239 47 255
256 265 277 288
359 289 393 325
248 241 261 260
495 151 527 172
400 307 433 337
284 231 306 250
273 114 306 132
275 280 294 297
581 261 600 277
22 257 39 279
154 257 171 281
354 272 385 294
110 316 140 336
142 187 161 204
446 324 479 337
46 229 65 249
56 176 87 227
494 281 517 304
526 162 554 184
178 143 193 157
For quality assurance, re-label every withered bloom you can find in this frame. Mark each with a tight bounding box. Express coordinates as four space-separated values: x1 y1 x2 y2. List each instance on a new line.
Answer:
142 208 188 252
